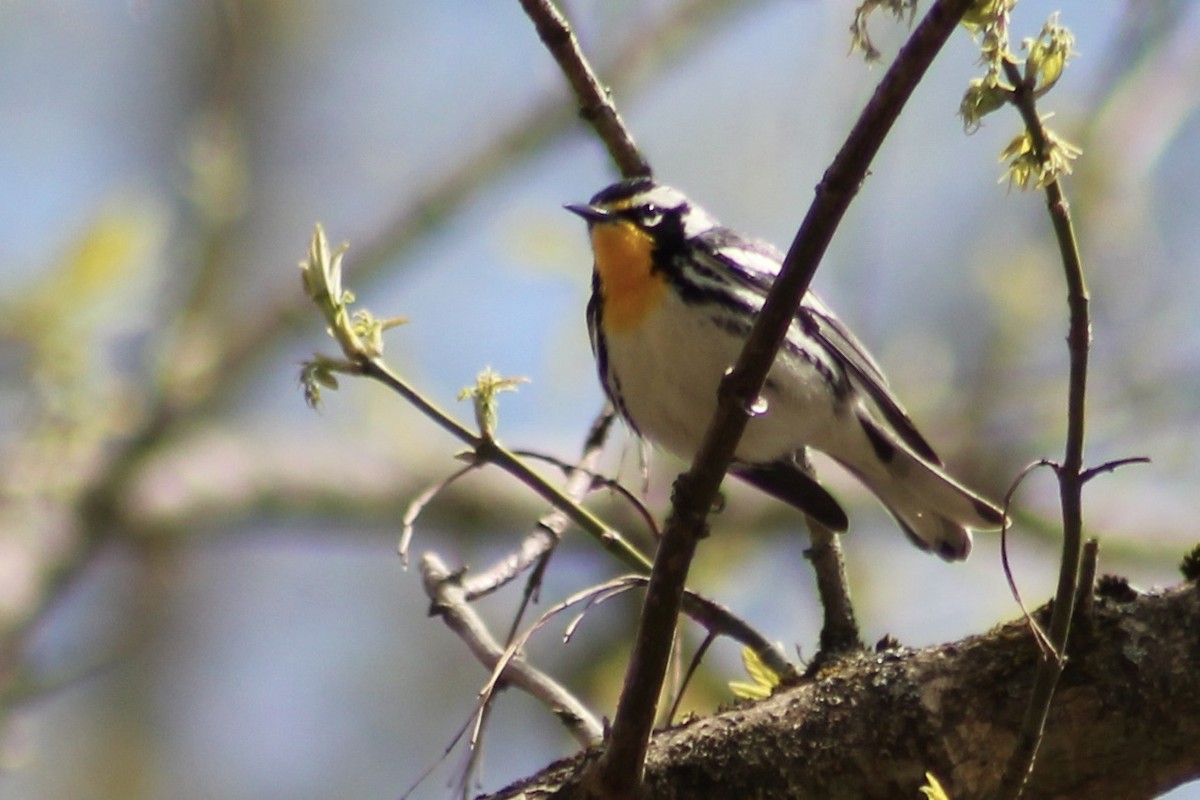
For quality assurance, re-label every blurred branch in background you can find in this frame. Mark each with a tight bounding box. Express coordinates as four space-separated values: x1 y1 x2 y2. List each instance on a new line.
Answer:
0 0 759 724
0 1 262 714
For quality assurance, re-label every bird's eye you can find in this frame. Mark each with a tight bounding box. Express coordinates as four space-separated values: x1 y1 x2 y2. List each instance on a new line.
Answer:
640 203 663 227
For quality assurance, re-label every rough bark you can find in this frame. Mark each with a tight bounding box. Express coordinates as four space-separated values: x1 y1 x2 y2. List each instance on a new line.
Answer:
481 581 1200 799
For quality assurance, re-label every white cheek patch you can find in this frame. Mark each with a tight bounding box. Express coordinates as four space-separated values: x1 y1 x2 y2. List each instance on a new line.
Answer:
680 207 718 238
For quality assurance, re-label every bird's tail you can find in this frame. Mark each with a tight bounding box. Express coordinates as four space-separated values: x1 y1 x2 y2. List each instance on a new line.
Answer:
833 407 1005 561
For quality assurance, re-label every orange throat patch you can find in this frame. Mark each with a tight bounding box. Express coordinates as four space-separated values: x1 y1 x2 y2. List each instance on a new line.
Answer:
590 220 668 334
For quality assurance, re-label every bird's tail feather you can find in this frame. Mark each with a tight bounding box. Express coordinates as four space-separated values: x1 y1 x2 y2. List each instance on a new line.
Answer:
837 410 1004 561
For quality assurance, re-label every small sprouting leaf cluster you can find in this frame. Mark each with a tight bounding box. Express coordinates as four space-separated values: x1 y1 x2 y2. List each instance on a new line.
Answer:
919 771 952 800
849 0 918 62
297 224 407 407
847 1 1080 191
458 368 530 441
728 645 782 700
960 4 1080 190
297 225 528 443
998 122 1083 191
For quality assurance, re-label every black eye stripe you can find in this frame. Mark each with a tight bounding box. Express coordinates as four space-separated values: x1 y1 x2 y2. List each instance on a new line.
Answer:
610 201 665 226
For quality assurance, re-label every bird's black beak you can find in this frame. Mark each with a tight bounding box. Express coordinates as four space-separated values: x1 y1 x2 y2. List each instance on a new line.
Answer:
564 202 611 223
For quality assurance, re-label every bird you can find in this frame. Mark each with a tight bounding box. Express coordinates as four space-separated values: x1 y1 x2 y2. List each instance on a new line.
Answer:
566 176 1004 561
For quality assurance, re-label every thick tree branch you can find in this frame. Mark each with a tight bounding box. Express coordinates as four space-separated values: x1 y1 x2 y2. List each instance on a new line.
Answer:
483 583 1200 800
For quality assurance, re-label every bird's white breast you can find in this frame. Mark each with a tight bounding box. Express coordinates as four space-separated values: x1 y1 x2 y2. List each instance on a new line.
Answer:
604 291 843 464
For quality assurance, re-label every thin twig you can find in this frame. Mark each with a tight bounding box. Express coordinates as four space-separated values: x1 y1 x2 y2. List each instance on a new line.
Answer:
676 591 796 682
471 575 647 750
505 548 557 647
562 583 643 644
1074 538 1100 625
458 698 493 800
465 569 795 762
398 712 475 800
512 449 661 542
517 0 650 177
405 406 612 794
594 1 980 793
665 631 716 725
421 552 605 748
462 407 618 603
992 56 1092 800
1079 455 1150 484
1000 459 1058 658
400 462 483 566
803 517 861 667
356 356 794 669
358 358 654 575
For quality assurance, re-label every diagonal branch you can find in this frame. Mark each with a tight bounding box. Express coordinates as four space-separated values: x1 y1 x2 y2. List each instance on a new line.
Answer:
595 1 981 794
517 0 650 177
460 407 620 603
421 552 605 748
356 356 653 575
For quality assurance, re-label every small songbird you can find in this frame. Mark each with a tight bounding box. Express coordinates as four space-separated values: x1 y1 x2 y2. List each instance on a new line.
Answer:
567 177 1004 560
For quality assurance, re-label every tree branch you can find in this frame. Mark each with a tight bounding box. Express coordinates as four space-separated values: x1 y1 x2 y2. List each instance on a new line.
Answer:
594 1 979 793
459 407 619 603
517 0 650 177
421 553 604 748
993 55 1092 800
482 583 1200 800
803 518 861 662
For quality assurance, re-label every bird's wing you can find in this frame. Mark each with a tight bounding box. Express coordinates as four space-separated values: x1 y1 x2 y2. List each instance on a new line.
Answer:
699 228 941 465
798 297 941 464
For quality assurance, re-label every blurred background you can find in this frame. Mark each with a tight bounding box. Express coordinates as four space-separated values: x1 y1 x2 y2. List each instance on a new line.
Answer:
1 1 1197 798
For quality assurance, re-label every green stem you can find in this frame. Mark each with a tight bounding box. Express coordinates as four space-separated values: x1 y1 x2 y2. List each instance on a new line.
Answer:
992 57 1090 800
361 358 653 573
